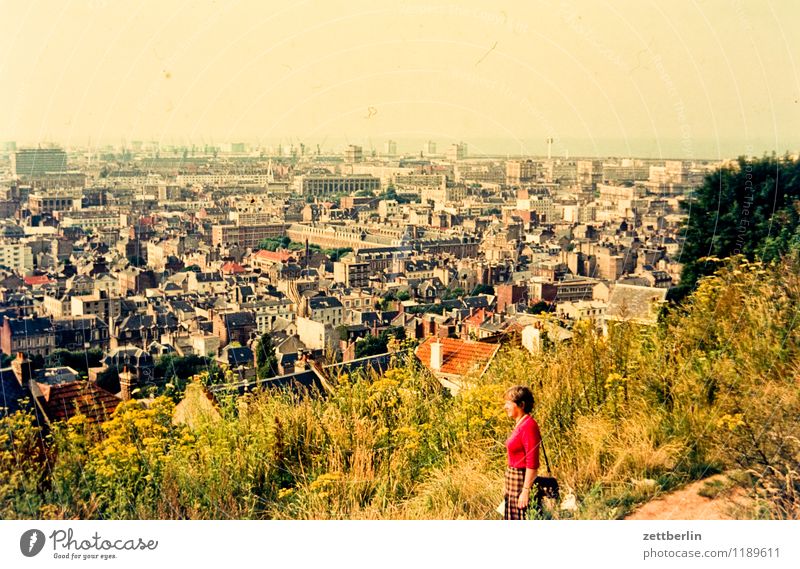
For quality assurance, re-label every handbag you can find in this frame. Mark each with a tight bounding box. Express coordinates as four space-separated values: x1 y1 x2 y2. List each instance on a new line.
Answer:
533 438 559 501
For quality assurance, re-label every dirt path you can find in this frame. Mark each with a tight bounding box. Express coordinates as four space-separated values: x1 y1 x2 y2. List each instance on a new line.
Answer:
625 474 753 520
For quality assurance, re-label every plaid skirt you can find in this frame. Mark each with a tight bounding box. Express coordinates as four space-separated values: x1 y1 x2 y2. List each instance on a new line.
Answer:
504 467 528 520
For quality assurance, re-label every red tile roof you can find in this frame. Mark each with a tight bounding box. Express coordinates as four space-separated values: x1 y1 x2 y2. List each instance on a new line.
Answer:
35 381 120 424
252 249 294 263
415 337 500 378
463 308 493 326
24 275 53 286
220 261 245 274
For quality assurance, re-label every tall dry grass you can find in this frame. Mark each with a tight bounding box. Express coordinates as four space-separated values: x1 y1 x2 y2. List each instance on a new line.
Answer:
1 256 798 519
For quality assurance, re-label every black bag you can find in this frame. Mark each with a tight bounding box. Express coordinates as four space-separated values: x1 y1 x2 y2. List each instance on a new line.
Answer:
534 439 559 501
533 476 560 500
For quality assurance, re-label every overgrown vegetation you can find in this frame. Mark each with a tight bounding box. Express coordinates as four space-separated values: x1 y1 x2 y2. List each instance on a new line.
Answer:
256 236 351 261
679 155 800 295
1 258 798 520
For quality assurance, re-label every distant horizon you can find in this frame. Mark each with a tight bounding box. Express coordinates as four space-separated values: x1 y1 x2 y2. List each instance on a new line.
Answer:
3 1 799 163
5 136 797 162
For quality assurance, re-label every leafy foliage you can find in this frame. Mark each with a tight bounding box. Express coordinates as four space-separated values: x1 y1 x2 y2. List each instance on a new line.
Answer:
471 284 494 296
257 236 291 251
0 258 798 519
255 333 278 379
46 348 104 373
679 155 800 294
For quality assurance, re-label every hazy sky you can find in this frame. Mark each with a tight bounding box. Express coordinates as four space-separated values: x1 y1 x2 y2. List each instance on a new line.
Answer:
2 0 799 158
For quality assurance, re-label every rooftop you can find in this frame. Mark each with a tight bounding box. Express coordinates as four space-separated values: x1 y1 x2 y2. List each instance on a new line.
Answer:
415 337 500 379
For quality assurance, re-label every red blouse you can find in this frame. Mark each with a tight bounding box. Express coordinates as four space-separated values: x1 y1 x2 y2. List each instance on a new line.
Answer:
506 415 541 469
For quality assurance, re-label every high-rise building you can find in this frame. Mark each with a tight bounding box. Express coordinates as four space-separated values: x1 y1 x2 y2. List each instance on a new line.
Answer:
425 141 437 155
12 148 68 178
384 140 397 157
576 160 603 186
344 145 363 163
506 160 537 186
446 142 467 162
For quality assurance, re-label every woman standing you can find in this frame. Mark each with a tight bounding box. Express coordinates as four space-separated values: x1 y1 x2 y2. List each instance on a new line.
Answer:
503 385 542 520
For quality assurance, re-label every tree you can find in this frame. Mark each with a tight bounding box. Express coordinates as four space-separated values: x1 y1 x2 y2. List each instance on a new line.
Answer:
355 334 388 359
324 247 352 262
678 155 800 295
155 353 209 382
471 284 494 296
527 300 552 315
47 348 104 372
441 287 465 301
255 333 278 379
257 236 290 251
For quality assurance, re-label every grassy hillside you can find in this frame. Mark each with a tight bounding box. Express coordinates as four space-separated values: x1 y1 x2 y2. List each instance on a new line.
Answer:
2 256 798 519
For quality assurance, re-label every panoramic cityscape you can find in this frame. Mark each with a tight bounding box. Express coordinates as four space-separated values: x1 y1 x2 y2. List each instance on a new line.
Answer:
0 142 710 409
1 3 799 549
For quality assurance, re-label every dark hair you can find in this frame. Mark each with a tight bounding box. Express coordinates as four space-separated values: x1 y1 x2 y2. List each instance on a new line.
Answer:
504 385 534 414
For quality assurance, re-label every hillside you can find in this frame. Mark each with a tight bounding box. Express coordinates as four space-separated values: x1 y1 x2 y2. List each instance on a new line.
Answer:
1 256 798 520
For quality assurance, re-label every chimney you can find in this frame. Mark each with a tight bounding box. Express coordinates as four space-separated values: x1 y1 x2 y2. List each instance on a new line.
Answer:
430 340 443 371
295 350 309 371
11 352 32 386
119 366 136 401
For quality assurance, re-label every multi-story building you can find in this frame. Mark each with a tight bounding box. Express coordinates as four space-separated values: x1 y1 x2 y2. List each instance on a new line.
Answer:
384 140 397 157
58 210 120 231
0 241 33 273
542 160 577 184
296 316 336 351
308 296 344 327
421 184 466 205
27 172 86 190
238 299 295 333
41 294 72 318
12 148 67 178
28 192 81 216
592 248 630 281
352 246 413 272
175 172 274 186
228 210 277 226
53 315 110 351
506 160 537 186
446 143 467 162
344 145 363 163
576 160 603 187
1 316 55 357
516 190 558 224
333 256 371 288
212 311 257 347
392 173 446 195
529 278 602 303
295 174 380 197
70 293 122 322
602 160 650 183
118 268 158 295
377 199 399 219
211 223 286 248
598 183 647 203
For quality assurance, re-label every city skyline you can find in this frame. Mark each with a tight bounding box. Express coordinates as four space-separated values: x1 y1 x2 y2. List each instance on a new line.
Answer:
2 0 799 159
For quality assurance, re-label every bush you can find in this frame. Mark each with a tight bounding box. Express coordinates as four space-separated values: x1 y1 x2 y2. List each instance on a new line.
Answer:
0 258 797 519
